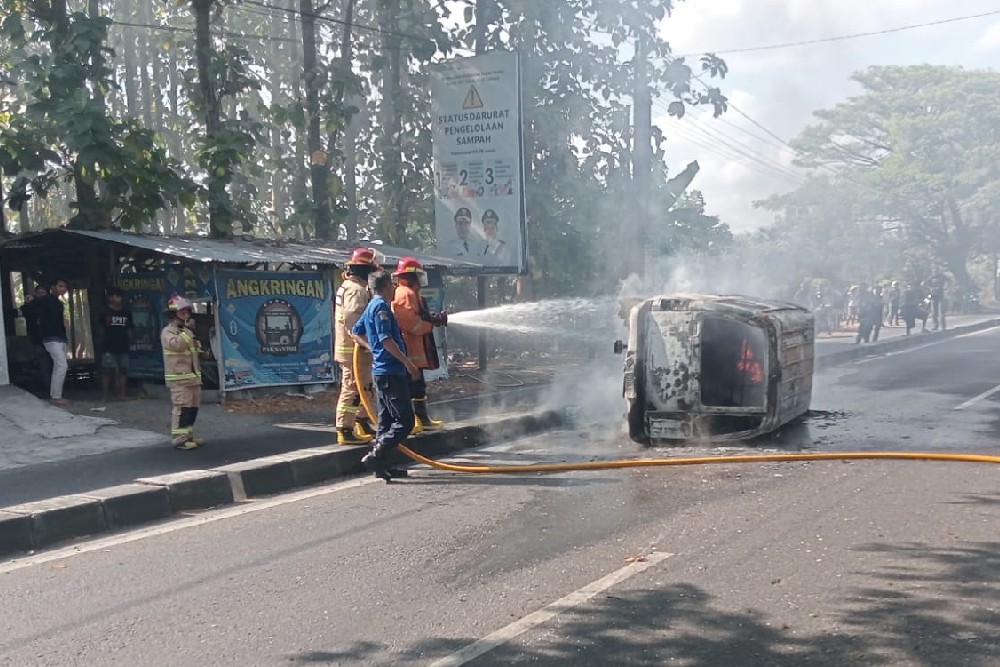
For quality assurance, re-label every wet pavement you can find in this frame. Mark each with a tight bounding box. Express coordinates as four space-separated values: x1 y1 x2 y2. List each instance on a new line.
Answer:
2 325 1000 665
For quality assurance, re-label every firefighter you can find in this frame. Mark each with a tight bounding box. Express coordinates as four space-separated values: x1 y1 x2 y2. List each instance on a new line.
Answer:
334 248 380 445
162 295 203 450
391 257 448 434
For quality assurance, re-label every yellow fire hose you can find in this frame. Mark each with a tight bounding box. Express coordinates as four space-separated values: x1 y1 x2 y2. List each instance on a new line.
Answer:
353 347 1000 473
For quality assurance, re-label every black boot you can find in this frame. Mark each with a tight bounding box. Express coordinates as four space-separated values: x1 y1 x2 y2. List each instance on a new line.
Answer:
361 442 393 483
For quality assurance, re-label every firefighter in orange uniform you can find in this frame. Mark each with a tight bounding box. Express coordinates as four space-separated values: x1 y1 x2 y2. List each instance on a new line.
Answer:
334 248 380 445
390 257 447 434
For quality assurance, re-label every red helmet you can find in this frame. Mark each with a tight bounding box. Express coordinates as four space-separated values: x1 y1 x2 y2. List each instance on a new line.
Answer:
347 247 378 267
392 257 424 277
392 257 428 287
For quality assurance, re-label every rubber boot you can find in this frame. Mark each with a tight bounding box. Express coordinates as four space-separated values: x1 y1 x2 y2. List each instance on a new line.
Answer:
413 397 443 431
355 417 377 439
361 442 393 482
338 427 373 446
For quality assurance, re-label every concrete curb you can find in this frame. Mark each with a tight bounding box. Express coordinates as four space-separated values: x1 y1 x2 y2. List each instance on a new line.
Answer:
814 318 1000 370
0 410 567 559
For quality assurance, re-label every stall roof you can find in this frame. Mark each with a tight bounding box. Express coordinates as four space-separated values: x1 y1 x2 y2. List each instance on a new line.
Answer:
0 229 488 275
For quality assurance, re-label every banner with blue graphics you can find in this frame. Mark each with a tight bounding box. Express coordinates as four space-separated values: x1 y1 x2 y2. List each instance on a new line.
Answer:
217 270 334 390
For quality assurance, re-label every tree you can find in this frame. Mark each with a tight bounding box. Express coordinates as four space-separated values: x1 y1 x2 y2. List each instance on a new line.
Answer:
189 0 261 238
771 65 1000 291
0 1 192 230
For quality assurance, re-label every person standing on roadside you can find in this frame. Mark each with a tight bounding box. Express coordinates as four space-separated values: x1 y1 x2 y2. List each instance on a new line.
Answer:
99 286 133 402
333 248 380 445
886 281 901 326
927 273 948 331
391 257 448 434
351 271 420 482
161 295 204 450
36 278 70 405
19 284 53 391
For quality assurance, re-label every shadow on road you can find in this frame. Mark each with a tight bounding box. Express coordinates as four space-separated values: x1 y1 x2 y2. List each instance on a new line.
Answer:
316 539 1000 666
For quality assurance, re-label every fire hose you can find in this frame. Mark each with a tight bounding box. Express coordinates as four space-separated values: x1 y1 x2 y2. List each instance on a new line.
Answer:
353 347 1000 473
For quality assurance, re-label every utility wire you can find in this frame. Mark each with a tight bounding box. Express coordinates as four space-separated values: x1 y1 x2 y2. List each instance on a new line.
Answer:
109 18 300 44
240 0 436 44
675 8 1000 57
653 100 805 185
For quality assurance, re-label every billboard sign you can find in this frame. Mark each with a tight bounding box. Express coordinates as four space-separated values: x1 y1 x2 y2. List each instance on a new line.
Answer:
216 270 334 390
430 51 525 274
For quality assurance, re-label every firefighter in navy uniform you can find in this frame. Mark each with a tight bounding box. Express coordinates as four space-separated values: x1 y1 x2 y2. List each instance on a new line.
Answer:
334 248 380 445
162 295 204 450
391 257 448 434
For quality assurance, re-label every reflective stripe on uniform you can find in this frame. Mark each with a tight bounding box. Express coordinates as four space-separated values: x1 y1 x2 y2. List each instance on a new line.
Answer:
408 323 425 334
336 345 356 354
166 372 201 381
338 405 359 414
171 427 193 435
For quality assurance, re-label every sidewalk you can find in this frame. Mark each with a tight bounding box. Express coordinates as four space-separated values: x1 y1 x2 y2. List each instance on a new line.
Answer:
813 313 992 349
0 361 564 507
1 312 998 508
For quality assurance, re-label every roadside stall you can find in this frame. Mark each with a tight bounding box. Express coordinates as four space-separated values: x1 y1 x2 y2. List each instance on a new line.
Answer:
0 229 483 397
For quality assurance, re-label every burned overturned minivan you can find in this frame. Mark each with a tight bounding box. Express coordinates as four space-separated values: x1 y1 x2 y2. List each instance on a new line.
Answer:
615 294 814 444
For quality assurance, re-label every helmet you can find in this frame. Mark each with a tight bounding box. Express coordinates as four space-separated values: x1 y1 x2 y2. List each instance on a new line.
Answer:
347 247 378 267
392 257 428 287
167 294 192 313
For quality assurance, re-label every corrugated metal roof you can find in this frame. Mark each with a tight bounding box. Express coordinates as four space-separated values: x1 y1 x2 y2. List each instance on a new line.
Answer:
60 230 488 273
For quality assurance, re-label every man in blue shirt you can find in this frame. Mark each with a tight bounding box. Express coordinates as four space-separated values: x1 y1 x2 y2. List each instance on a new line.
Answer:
352 270 420 482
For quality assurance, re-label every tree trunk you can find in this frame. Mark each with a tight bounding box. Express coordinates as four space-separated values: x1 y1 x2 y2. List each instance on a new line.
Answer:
300 0 331 240
269 5 286 232
138 1 155 128
379 0 405 244
343 95 362 241
192 0 230 238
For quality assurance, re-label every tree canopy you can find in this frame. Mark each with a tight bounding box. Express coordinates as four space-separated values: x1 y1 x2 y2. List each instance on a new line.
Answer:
758 65 1000 292
0 0 729 297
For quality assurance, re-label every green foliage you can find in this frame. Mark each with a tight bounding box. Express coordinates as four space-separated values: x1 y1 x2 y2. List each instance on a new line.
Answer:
762 65 1000 291
0 4 194 229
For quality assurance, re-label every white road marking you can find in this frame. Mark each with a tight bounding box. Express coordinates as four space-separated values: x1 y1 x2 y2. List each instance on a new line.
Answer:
954 383 1000 411
853 326 1000 365
0 475 380 575
428 551 675 667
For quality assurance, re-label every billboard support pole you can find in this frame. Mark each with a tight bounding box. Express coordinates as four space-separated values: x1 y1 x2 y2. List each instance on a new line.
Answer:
475 1 489 373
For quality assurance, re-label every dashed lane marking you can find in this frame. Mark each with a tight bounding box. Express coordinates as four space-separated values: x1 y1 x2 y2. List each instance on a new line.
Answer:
428 551 675 667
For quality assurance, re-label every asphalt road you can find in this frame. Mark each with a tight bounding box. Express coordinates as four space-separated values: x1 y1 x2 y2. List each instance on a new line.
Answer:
3 327 1000 666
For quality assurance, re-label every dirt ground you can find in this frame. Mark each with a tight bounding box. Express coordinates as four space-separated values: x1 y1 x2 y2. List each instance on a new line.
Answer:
57 355 586 440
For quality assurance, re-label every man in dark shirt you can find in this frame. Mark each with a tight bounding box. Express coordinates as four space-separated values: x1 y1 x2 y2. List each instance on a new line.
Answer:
100 286 133 402
20 284 53 390
351 270 419 482
35 278 70 404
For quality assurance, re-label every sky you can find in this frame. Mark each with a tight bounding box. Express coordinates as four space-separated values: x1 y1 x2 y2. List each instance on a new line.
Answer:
654 0 1000 232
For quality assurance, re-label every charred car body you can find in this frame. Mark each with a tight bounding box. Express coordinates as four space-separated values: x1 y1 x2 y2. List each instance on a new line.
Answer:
615 294 814 444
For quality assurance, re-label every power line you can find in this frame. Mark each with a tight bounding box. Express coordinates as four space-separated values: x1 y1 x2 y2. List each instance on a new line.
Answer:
240 0 435 45
675 8 1000 58
654 100 806 186
109 18 299 44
